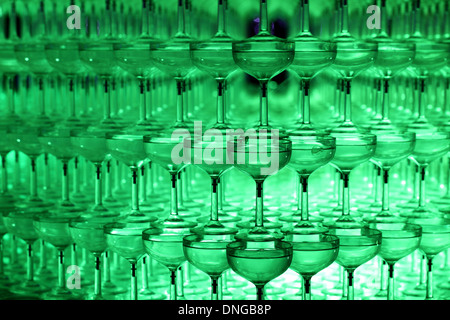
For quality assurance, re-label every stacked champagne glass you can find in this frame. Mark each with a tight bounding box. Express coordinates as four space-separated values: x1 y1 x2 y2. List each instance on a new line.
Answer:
0 0 449 301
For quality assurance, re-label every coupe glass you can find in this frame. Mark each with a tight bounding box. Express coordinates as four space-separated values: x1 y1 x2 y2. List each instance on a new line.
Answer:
328 226 382 300
280 134 335 229
107 134 164 219
286 233 339 300
321 133 376 225
288 0 336 133
142 133 197 300
33 213 84 300
406 218 450 300
368 222 422 300
3 209 51 297
232 0 294 131
225 132 293 300
69 215 119 300
400 132 450 218
104 219 160 300
366 132 416 222
38 131 82 213
182 133 238 299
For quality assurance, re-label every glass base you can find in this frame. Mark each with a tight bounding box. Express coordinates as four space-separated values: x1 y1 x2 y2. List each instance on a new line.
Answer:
401 282 426 297
431 196 450 206
396 200 419 210
10 280 51 296
103 197 128 210
139 288 166 300
102 281 128 295
42 287 86 300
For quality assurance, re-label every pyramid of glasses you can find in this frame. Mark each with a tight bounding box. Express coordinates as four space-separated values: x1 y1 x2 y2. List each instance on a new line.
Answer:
0 0 449 301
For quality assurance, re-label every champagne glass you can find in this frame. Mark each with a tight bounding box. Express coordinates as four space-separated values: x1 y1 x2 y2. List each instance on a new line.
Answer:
368 222 422 300
69 215 120 300
225 132 293 300
280 134 335 229
104 218 159 300
33 213 84 300
227 239 292 301
286 233 339 300
365 132 416 222
287 0 336 133
232 0 294 132
182 132 238 299
150 0 204 217
406 217 450 300
38 130 82 213
107 134 164 219
190 0 237 131
3 209 51 297
321 133 376 224
142 133 197 300
328 226 382 300
400 131 450 218
71 132 121 216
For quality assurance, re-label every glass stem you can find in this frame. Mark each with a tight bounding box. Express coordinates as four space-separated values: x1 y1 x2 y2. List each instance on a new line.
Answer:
381 168 390 213
302 79 311 126
216 0 227 36
303 276 311 300
95 164 103 209
347 269 354 300
216 79 225 126
176 0 186 36
340 0 349 35
131 167 140 213
38 77 46 116
7 75 15 116
105 160 113 200
30 158 38 199
62 161 70 204
418 166 426 208
170 270 177 300
256 285 265 300
417 78 426 120
175 79 185 126
94 256 102 297
300 175 309 221
211 176 219 221
259 0 269 34
412 0 422 37
343 79 352 124
387 263 395 300
26 244 33 282
1 155 7 194
342 172 350 216
260 80 269 128
380 259 387 291
140 0 150 37
73 157 81 195
130 262 138 300
426 257 433 299
69 77 76 118
58 250 65 289
381 78 390 121
139 79 147 122
378 0 389 37
211 276 219 300
255 180 264 228
0 238 3 275
104 78 111 120
170 173 178 215
300 0 311 36
141 256 149 291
